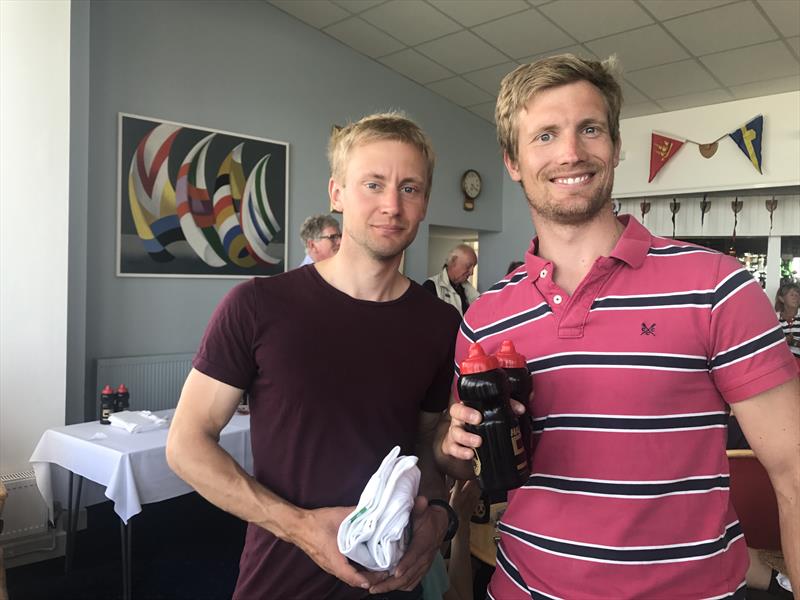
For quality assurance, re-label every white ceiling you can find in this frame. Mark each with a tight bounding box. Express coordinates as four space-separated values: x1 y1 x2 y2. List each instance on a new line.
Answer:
269 0 800 123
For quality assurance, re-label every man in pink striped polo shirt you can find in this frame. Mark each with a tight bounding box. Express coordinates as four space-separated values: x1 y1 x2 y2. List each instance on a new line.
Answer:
437 54 799 599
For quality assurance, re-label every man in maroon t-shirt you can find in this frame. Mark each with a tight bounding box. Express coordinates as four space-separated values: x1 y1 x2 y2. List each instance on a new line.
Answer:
167 113 461 599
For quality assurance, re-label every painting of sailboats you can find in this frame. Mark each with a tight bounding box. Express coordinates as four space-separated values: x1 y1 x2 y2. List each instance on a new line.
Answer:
118 113 288 277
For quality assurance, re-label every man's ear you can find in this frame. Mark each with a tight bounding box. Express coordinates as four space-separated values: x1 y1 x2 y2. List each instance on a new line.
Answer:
503 151 521 182
329 177 344 213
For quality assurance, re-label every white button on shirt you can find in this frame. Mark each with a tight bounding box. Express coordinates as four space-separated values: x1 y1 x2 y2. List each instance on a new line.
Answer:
540 269 548 278
553 294 563 304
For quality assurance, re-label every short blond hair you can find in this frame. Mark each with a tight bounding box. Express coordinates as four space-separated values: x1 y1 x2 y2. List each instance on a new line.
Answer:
327 111 435 199
496 54 623 164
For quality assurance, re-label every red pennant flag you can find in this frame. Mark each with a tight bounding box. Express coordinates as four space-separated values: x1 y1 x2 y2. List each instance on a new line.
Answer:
649 133 684 182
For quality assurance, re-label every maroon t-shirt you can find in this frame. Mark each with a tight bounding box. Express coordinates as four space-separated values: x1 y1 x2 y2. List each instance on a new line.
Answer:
193 265 461 599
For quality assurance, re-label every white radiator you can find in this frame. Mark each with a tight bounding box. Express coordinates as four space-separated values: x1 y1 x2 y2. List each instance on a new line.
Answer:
95 353 194 412
0 470 49 541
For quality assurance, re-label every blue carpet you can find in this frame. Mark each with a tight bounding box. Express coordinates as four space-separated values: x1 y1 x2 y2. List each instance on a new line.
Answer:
6 492 246 599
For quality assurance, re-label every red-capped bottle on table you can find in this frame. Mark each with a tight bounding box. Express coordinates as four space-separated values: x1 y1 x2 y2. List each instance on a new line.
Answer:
457 342 530 493
100 385 114 424
115 384 130 412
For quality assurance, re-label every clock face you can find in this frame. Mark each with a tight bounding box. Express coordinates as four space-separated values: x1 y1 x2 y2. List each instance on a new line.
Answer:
462 170 481 199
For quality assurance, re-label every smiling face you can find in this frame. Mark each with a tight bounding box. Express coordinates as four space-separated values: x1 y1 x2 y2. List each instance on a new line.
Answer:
781 287 800 313
329 139 428 262
504 80 620 226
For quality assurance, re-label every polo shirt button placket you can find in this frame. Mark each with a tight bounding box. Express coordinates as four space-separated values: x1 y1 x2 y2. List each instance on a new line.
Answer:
553 294 563 305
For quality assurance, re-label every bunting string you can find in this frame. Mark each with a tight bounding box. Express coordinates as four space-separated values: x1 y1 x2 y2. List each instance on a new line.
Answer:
648 115 764 183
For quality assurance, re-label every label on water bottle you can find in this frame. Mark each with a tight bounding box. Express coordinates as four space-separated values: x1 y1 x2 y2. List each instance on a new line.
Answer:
472 449 482 477
511 425 525 458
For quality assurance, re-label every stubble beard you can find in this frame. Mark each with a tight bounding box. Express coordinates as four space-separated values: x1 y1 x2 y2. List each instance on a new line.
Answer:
524 166 615 226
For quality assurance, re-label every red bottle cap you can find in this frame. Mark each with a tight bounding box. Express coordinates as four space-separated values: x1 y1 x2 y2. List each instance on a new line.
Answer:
116 384 128 393
460 343 499 375
494 340 527 369
101 385 114 395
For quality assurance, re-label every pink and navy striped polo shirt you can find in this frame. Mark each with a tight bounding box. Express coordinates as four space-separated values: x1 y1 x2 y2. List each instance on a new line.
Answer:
455 215 798 599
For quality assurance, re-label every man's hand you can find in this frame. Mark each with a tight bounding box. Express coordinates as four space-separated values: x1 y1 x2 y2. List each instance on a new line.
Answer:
368 496 448 594
287 506 389 591
442 399 527 461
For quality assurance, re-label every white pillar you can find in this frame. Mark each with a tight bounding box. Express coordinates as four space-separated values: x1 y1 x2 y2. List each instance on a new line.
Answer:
765 236 782 305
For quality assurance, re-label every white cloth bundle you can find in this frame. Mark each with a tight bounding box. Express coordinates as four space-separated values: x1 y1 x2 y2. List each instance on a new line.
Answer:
108 410 168 434
337 446 420 573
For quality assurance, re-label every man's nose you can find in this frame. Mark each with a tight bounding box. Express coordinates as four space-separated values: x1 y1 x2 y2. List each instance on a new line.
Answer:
380 188 401 214
558 132 586 164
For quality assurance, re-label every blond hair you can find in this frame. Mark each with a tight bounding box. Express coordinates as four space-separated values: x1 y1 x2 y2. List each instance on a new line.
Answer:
327 112 435 199
496 54 623 164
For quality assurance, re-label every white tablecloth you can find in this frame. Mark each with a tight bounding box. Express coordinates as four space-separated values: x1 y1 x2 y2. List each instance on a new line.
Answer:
29 409 252 523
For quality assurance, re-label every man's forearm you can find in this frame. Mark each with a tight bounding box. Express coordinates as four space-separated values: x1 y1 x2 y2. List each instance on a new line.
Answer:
166 426 304 541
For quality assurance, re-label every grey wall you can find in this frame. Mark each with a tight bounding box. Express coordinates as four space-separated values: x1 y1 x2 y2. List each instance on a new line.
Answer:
478 172 536 288
72 0 507 420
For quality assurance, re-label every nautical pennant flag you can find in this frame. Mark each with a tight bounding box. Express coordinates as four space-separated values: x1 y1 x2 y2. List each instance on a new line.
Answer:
728 115 763 174
648 133 684 182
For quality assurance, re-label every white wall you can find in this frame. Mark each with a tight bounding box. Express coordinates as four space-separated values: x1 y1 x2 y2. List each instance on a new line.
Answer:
616 91 800 196
0 1 71 473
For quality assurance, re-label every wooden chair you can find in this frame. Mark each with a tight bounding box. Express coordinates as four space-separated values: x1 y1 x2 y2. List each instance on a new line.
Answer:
726 449 781 551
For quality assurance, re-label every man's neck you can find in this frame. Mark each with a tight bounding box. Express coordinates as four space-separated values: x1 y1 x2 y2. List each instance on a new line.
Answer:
315 243 408 302
533 209 624 296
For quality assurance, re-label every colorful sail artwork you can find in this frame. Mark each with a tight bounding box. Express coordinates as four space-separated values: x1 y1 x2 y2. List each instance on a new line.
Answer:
175 134 227 267
241 154 282 265
127 124 183 262
212 144 256 268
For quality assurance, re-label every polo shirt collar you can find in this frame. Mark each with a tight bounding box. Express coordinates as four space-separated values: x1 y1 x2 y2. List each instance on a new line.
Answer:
523 214 651 280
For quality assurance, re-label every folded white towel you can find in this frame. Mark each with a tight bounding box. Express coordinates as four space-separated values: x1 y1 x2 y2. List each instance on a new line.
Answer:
108 410 168 434
337 446 420 574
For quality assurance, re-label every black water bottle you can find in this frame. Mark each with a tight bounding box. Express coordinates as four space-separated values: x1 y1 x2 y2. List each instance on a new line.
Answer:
115 384 130 412
100 385 114 424
457 342 530 493
494 340 533 464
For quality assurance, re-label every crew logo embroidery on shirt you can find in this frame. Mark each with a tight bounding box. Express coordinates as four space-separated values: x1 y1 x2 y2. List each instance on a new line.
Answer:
641 322 656 336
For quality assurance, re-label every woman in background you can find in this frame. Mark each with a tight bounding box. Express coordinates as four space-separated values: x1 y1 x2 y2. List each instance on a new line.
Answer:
775 282 800 365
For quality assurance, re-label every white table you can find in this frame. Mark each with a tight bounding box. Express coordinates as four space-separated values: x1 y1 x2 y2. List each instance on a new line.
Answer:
29 409 252 599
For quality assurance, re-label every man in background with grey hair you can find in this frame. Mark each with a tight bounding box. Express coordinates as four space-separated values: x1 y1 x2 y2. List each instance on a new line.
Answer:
423 244 479 316
298 213 341 266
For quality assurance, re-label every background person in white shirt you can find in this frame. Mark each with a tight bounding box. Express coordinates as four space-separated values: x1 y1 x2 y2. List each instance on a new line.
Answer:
299 213 341 266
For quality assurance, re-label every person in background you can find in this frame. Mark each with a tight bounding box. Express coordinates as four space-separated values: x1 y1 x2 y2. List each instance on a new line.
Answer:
423 244 479 316
506 261 524 275
298 213 341 266
167 112 462 599
438 53 799 598
775 282 800 364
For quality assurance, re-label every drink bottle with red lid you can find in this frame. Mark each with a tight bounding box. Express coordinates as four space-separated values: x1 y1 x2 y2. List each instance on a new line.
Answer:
457 342 530 493
493 340 533 462
100 385 114 424
115 384 130 412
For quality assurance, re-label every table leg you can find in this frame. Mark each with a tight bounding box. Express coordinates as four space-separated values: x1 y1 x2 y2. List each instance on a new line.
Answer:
64 473 84 574
120 518 132 600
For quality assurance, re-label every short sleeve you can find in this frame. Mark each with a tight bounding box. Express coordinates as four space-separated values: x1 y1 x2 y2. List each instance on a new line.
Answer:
708 255 798 403
193 280 258 390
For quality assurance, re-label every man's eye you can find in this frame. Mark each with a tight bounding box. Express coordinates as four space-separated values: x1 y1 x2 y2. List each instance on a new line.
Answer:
538 133 552 142
401 186 418 194
366 182 380 190
584 126 598 135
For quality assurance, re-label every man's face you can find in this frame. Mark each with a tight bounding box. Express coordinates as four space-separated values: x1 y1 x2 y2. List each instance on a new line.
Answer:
307 225 341 262
504 80 620 226
329 139 428 261
447 252 476 285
